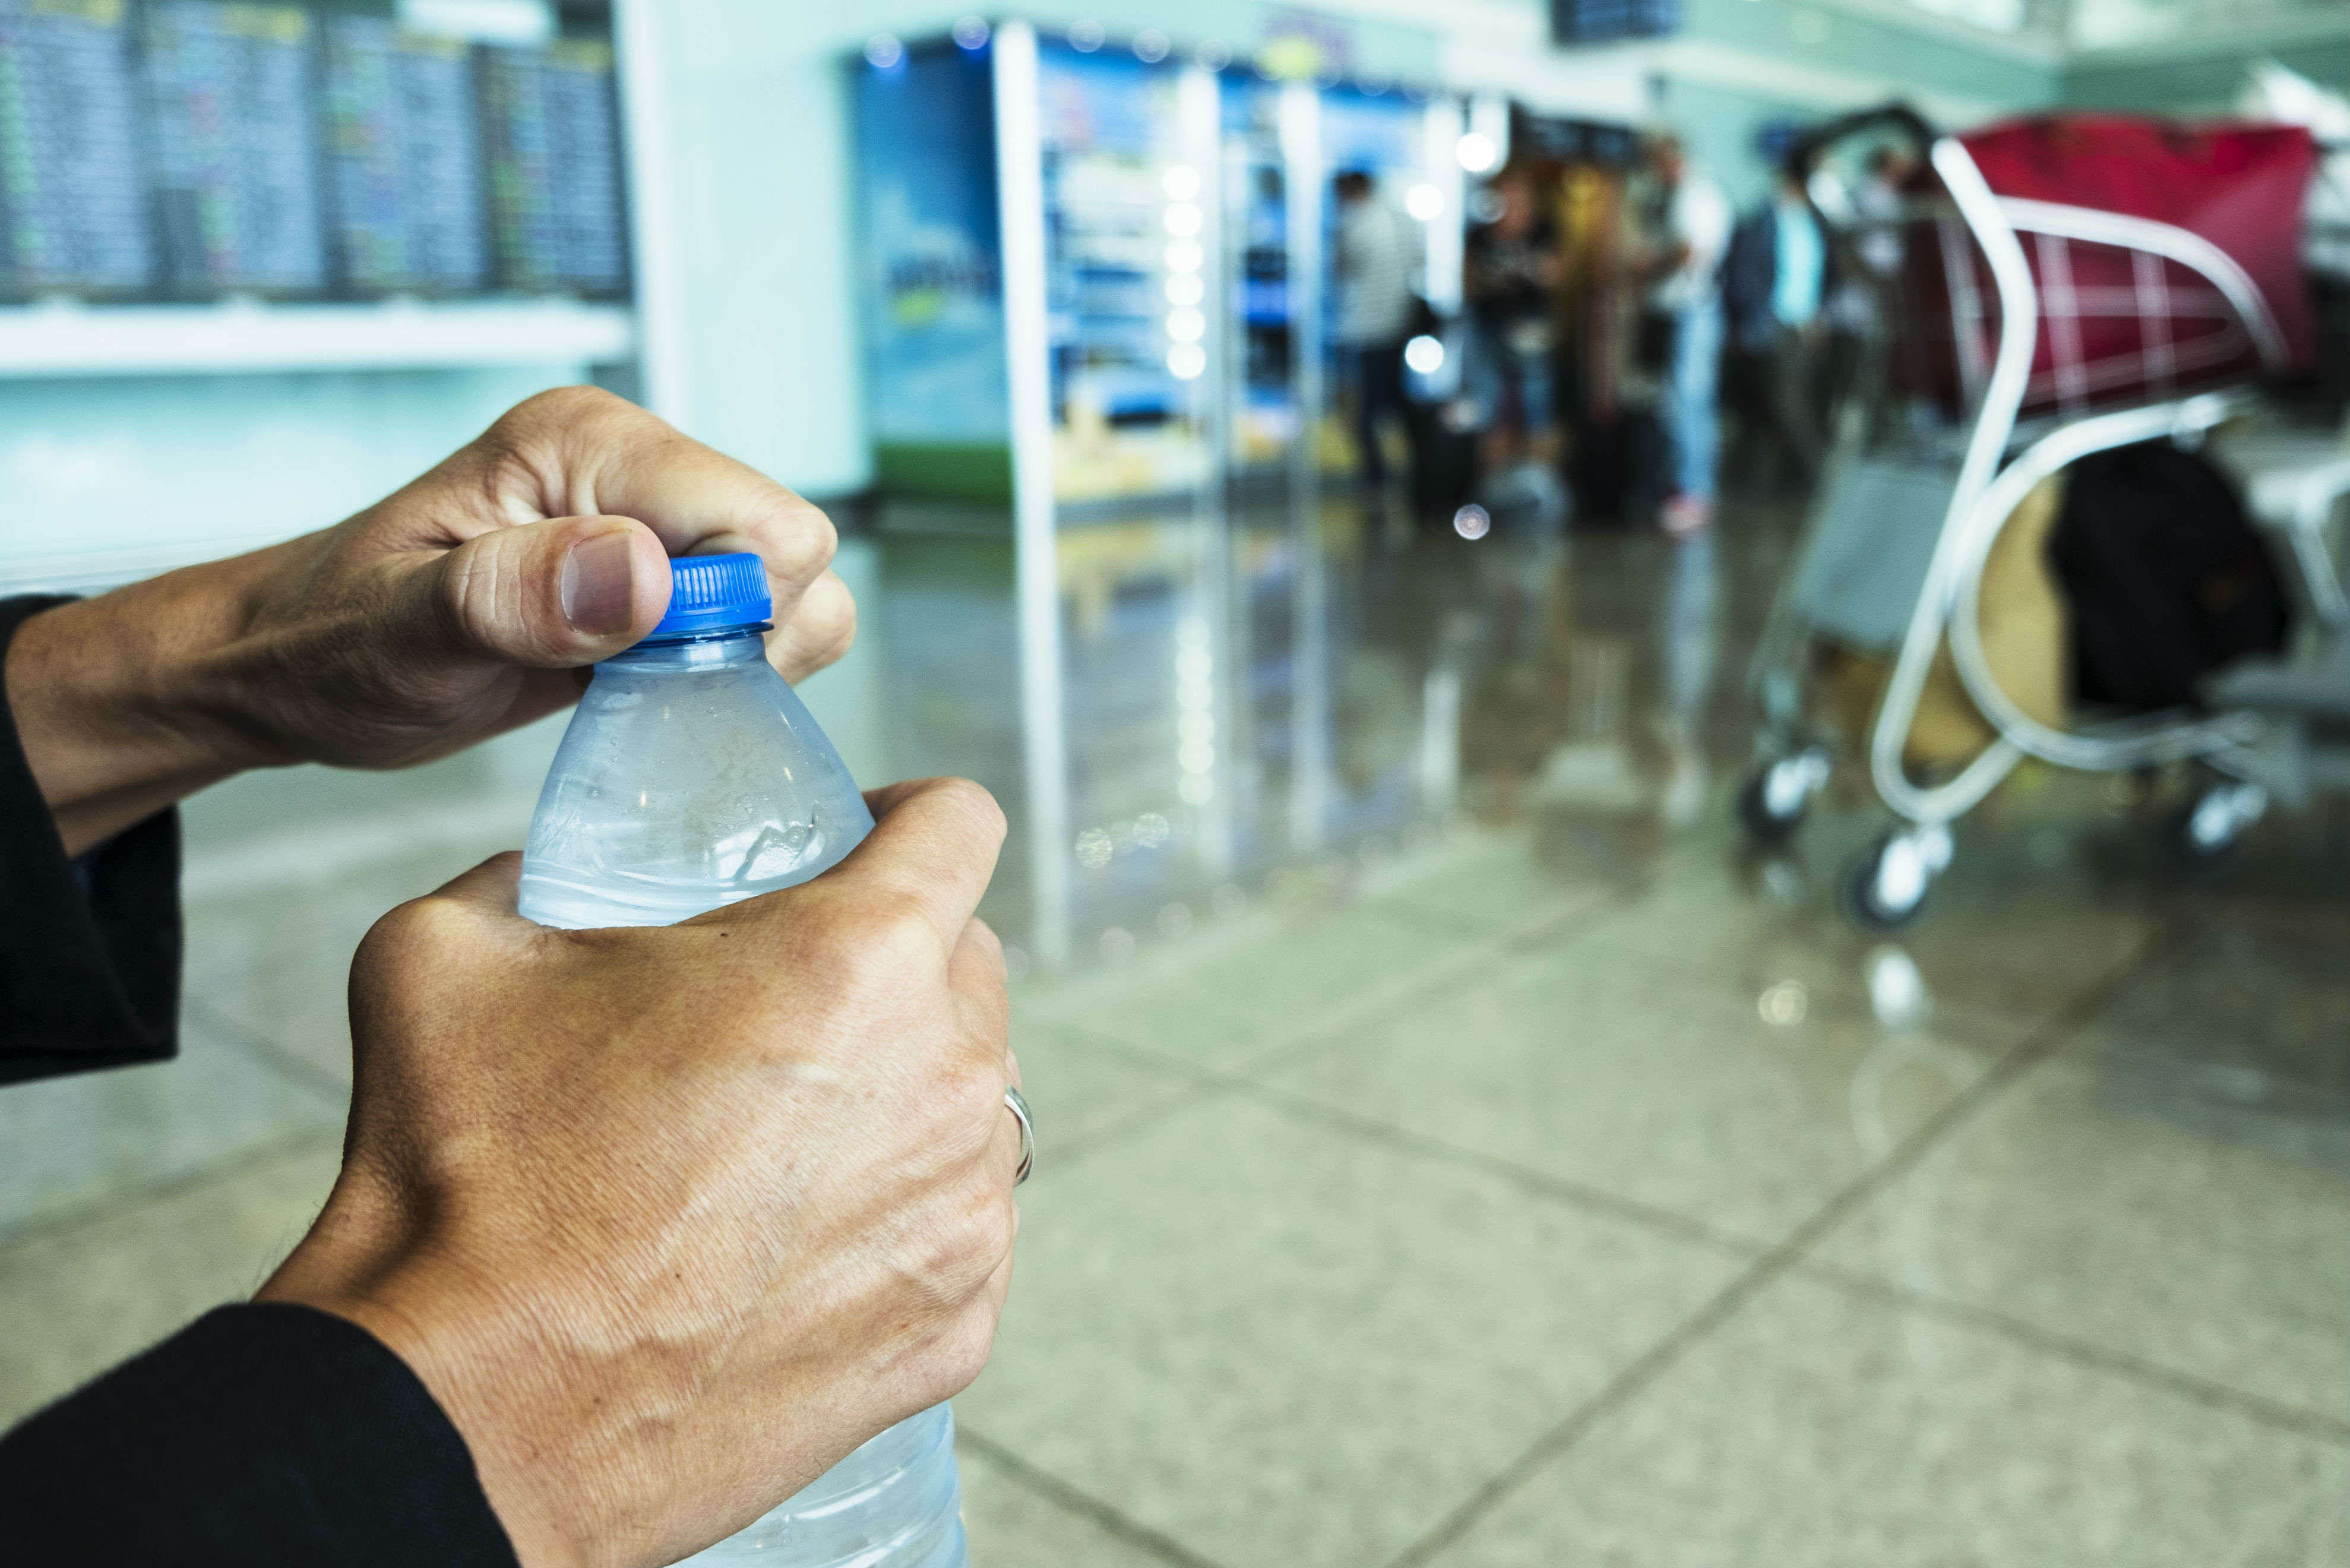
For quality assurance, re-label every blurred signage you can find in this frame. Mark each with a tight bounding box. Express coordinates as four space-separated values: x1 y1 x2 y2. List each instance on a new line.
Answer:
141 1 328 295
322 16 491 293
1254 9 1352 81
0 0 153 296
854 40 1011 487
480 40 630 296
1549 0 1680 45
0 0 628 303
1511 105 1639 169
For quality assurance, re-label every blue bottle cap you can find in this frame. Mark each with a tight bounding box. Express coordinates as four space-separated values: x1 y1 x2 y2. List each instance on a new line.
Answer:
645 552 773 641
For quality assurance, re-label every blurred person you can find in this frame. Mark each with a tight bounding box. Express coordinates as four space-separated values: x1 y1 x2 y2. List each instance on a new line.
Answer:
1465 166 1567 527
1725 157 1838 494
1333 168 1419 513
0 387 1026 1568
1821 144 1917 415
1852 143 1917 279
1627 132 1731 538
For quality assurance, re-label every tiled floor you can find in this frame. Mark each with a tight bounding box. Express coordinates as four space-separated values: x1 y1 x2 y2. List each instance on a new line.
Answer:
5 513 2347 1564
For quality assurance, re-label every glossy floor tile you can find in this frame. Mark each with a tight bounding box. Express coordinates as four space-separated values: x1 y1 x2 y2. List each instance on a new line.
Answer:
0 1013 341 1240
2089 901 2350 1120
1260 940 2010 1247
1352 823 1621 938
1022 892 1514 1073
7 502 2347 1566
182 827 521 1087
1002 1017 1207 1163
1562 807 2163 1038
1814 1043 2350 1425
1421 1270 2350 1568
957 1436 1198 1568
957 1092 1748 1568
0 1136 344 1428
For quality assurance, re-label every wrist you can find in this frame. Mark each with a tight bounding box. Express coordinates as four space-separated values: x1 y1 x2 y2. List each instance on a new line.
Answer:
5 542 298 854
260 1219 592 1568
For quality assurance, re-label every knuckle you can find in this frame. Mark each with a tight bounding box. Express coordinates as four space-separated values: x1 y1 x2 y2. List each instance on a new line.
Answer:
914 1185 1009 1298
931 777 1008 845
792 502 840 567
773 579 858 678
483 387 646 482
922 1307 1002 1399
861 892 944 965
963 916 1005 969
753 500 837 583
437 532 564 662
805 610 857 669
825 606 858 656
966 1188 1017 1268
354 893 468 983
435 541 492 641
517 383 632 429
799 892 935 990
932 1049 1005 1132
804 573 856 636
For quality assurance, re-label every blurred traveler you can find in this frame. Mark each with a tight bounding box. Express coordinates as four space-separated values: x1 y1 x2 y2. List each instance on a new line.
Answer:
0 387 1024 1568
1725 157 1838 494
1334 169 1421 511
1465 167 1566 526
1852 144 1916 280
1630 133 1731 537
1821 144 1917 417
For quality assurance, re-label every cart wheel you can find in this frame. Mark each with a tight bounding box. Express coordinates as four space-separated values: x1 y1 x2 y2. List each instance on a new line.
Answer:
2166 782 2267 872
1842 824 1952 932
1736 750 1830 845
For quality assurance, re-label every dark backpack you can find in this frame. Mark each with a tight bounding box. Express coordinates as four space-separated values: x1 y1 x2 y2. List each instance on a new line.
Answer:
2047 440 2288 711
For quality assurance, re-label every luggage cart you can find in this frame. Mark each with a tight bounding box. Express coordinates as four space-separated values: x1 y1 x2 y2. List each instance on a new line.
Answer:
1737 108 2350 927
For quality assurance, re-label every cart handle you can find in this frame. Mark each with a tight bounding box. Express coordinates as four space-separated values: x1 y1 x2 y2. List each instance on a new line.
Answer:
1787 102 1937 176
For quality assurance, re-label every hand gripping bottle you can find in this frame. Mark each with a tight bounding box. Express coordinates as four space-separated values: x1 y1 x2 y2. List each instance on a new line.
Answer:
518 553 968 1568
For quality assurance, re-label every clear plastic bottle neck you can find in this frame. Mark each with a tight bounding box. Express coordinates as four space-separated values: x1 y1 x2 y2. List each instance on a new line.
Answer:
600 623 773 672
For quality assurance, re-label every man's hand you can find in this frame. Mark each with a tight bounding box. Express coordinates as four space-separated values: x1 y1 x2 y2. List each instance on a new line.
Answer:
258 778 1020 1568
5 387 853 854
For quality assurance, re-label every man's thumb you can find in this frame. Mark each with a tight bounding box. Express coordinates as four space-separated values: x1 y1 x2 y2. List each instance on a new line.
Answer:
425 516 671 666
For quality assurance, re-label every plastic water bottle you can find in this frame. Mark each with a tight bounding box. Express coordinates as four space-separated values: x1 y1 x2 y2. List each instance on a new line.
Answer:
518 552 969 1568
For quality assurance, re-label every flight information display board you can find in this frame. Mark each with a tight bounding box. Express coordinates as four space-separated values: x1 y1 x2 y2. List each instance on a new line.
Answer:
1550 0 1679 44
0 0 153 296
1512 106 1639 169
320 16 488 294
140 0 328 295
479 40 627 297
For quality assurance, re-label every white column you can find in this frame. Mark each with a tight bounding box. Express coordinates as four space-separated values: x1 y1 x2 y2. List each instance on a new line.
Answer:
1279 82 1329 853
993 21 1072 967
611 0 689 428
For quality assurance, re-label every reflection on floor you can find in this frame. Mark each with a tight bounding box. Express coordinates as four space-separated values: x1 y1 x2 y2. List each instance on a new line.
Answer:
4 504 2347 1564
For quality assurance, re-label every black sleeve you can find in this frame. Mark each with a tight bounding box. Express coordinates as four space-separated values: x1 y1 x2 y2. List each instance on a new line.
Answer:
0 1304 519 1567
0 598 520 1565
0 595 184 1086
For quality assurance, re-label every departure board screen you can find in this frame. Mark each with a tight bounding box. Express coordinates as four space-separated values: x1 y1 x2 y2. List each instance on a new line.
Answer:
1512 108 1639 169
1550 0 1679 43
320 16 486 293
2 5 632 305
0 0 153 296
140 0 328 294
479 39 627 297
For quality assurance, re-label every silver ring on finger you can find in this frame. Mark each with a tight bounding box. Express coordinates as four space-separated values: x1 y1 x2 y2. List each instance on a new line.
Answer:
1002 1085 1035 1186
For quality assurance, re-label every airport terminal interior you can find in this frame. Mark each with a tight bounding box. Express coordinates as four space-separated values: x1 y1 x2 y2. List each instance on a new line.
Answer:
2 0 2347 1563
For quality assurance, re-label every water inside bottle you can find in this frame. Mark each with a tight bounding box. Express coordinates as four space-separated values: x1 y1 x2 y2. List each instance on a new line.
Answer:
517 622 962 1567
